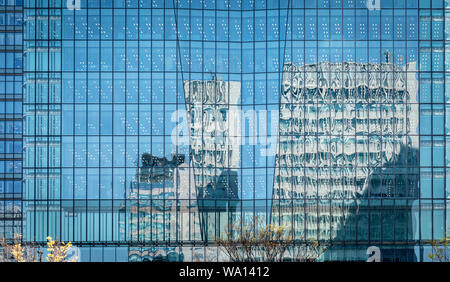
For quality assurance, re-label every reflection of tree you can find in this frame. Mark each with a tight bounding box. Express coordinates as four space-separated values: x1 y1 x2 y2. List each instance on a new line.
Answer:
216 217 328 262
428 228 450 262
324 145 419 261
0 234 77 262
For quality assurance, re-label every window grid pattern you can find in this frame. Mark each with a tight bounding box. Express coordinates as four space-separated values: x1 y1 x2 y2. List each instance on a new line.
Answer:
0 0 22 241
18 0 450 262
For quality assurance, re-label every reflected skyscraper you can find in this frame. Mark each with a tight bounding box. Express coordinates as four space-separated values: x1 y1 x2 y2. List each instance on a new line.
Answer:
126 153 201 261
272 61 419 260
183 78 241 242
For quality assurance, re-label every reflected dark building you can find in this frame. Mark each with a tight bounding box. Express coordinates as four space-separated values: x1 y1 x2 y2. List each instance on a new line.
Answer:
324 145 420 261
125 153 201 262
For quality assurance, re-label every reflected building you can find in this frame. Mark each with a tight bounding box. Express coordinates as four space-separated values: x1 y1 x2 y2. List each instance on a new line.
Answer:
272 61 419 261
125 153 201 262
183 78 241 242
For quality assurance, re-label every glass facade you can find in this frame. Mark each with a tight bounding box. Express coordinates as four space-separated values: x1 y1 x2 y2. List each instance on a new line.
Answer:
0 0 446 261
273 61 419 261
0 0 22 240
